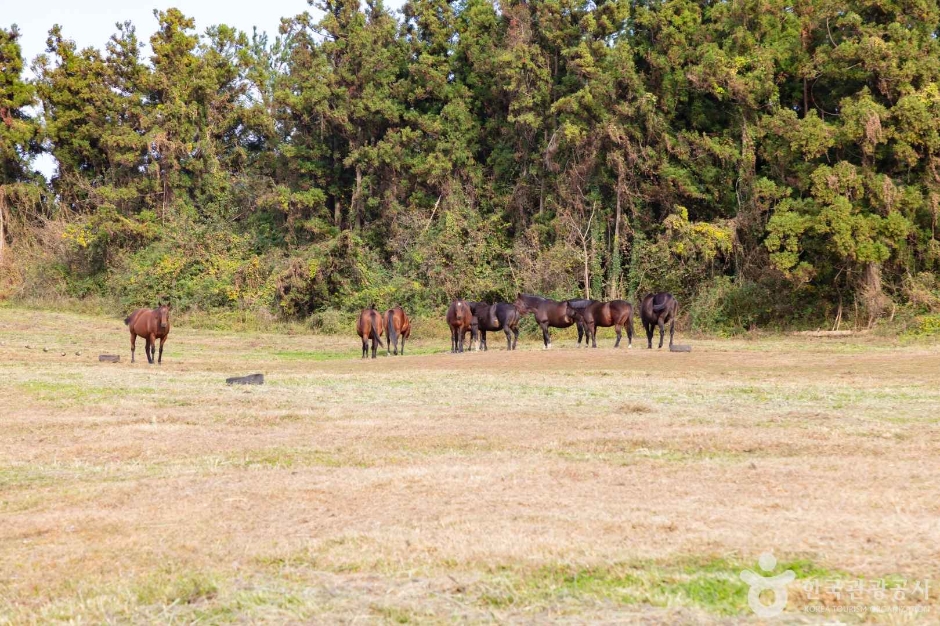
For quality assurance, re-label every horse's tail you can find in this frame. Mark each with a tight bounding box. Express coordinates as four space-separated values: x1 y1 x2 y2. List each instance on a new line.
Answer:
124 312 134 326
652 302 667 312
385 310 397 348
370 311 384 348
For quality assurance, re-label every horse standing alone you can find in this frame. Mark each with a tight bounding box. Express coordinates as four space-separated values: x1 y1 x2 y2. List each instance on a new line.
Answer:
640 292 678 349
125 303 171 364
384 306 411 356
357 305 385 359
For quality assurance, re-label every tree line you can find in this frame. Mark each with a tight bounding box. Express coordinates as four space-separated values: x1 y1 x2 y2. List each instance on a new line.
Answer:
2 0 940 332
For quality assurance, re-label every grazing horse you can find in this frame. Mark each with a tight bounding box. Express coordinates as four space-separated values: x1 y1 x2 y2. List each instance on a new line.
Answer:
641 292 679 349
470 302 520 351
446 299 476 353
384 306 411 356
357 305 385 359
567 300 634 348
513 293 578 349
125 303 171 364
566 299 596 347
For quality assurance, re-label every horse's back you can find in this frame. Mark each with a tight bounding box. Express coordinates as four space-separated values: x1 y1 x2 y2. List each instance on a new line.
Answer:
372 309 385 334
495 303 518 327
356 309 371 338
126 309 150 334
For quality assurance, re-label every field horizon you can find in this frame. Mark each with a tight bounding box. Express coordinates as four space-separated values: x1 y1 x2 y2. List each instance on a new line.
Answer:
2 307 938 624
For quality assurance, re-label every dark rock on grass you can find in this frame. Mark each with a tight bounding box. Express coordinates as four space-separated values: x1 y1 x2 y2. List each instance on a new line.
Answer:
227 373 264 385
99 354 121 363
669 344 692 352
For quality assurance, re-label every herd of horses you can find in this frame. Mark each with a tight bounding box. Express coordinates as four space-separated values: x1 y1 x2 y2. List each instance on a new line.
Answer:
121 293 678 363
356 293 679 359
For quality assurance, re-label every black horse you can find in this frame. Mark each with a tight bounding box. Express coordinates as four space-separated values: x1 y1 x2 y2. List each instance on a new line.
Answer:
513 294 578 349
566 299 596 347
640 292 679 349
470 302 521 350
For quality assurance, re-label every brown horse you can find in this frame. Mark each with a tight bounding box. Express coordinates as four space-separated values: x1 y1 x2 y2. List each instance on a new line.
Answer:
125 303 171 364
357 305 385 359
567 300 634 348
384 306 411 356
640 292 679 349
513 293 577 349
446 299 475 353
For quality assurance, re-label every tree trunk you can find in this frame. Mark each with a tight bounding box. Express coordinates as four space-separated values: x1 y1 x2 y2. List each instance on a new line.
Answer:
609 188 622 299
351 165 363 232
583 234 590 300
0 187 5 264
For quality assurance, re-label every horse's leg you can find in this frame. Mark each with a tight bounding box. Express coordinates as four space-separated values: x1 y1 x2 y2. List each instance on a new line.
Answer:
627 317 633 348
615 324 622 348
591 322 598 348
401 335 405 355
146 335 155 364
504 327 512 351
362 337 368 359
372 336 378 359
512 327 519 350
669 317 675 348
540 321 551 349
577 321 584 347
645 321 653 349
130 332 136 363
482 329 488 352
158 336 165 364
658 319 665 349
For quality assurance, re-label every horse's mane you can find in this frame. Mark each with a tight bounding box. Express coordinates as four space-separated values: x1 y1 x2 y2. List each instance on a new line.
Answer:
566 299 593 309
518 293 548 304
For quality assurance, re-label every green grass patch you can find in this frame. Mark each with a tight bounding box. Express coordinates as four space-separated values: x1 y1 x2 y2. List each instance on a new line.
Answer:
475 556 853 617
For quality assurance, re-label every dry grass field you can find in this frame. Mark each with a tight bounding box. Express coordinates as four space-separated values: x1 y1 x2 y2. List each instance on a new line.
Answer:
1 307 939 624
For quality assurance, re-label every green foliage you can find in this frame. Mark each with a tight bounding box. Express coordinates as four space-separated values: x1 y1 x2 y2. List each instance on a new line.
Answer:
903 314 940 338
3 0 940 329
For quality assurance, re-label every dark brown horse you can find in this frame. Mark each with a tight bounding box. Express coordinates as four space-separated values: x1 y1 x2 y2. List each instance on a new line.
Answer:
567 300 634 348
513 293 578 349
640 292 679 349
357 305 385 359
470 302 519 351
566 299 596 347
446 299 475 353
125 303 171 364
384 306 411 356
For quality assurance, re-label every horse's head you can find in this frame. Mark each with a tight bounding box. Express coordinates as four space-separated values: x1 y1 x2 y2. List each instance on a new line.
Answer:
564 301 582 323
513 293 531 315
156 303 171 330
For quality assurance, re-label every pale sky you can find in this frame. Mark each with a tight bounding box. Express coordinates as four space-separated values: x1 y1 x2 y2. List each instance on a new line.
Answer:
5 0 406 178
8 0 407 67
